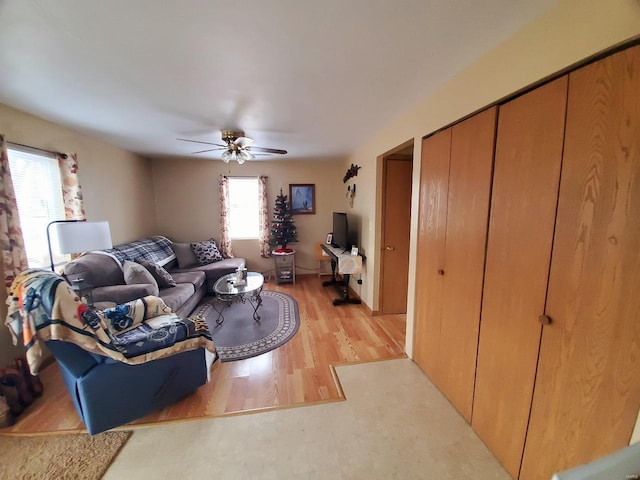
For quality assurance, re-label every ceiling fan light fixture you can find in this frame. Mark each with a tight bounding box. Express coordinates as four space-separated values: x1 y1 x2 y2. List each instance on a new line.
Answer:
221 150 232 163
239 150 254 163
220 148 254 165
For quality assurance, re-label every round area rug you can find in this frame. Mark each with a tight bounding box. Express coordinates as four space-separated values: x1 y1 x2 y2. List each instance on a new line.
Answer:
191 291 299 362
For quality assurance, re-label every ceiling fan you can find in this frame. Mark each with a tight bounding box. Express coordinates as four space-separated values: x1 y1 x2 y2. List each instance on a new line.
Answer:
177 130 287 164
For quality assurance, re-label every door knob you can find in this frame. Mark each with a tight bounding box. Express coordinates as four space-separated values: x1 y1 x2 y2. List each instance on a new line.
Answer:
385 246 395 251
437 269 445 276
538 314 552 325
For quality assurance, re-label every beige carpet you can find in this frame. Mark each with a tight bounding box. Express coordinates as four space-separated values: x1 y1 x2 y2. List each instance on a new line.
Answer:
105 359 509 479
0 431 131 479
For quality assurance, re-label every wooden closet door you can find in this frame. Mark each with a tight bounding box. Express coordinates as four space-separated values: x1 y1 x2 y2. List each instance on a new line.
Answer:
472 76 568 478
520 45 640 480
437 106 497 421
413 129 450 380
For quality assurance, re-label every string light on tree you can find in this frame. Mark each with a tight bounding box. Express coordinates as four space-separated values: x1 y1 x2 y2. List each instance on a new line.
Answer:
270 189 298 253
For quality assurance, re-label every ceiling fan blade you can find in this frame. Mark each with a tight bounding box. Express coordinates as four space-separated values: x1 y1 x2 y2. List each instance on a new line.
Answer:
177 138 227 148
191 147 227 154
247 146 288 154
234 136 254 148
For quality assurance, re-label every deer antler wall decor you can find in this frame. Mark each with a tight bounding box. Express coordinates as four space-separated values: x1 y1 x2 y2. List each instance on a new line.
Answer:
343 164 361 183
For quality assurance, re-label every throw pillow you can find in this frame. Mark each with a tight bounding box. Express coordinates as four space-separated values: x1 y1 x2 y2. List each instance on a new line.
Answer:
172 242 198 269
137 260 177 288
191 239 223 265
123 260 159 296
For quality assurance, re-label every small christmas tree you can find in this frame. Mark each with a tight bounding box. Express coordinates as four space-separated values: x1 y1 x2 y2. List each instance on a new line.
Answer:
270 189 298 253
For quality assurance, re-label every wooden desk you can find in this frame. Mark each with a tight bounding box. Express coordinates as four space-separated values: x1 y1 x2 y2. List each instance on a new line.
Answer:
315 243 333 278
320 244 363 306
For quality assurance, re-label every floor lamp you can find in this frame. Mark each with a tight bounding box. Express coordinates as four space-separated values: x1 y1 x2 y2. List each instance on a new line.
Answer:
47 220 113 271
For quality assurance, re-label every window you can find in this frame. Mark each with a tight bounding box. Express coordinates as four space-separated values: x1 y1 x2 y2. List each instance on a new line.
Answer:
7 147 67 268
227 177 259 239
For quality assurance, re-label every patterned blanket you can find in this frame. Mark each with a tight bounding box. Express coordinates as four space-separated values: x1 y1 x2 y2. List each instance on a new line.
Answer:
98 235 175 266
5 269 215 375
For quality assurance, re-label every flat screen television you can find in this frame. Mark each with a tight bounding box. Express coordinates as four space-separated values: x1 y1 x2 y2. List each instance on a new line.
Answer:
332 212 349 251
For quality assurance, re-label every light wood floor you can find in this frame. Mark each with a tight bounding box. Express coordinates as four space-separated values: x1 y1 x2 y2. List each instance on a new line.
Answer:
1 275 406 435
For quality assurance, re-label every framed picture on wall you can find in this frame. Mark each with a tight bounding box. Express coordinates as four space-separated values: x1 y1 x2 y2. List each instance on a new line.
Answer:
289 184 316 214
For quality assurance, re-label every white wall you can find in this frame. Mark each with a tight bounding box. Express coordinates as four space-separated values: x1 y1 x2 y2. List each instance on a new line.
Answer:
151 156 344 277
342 0 640 357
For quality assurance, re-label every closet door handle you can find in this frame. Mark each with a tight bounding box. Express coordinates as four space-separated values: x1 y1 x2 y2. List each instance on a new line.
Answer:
437 269 445 276
538 314 552 325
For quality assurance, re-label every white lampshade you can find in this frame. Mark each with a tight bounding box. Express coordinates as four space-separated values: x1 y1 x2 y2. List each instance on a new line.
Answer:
51 221 113 254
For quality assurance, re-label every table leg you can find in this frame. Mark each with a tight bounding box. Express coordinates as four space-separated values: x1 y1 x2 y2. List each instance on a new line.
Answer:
322 258 338 287
250 290 263 321
211 299 229 325
322 265 361 306
331 274 362 306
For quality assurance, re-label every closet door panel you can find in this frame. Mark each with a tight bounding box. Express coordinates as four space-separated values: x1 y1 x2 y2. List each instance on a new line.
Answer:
413 129 450 380
472 76 568 478
521 45 640 480
438 106 497 421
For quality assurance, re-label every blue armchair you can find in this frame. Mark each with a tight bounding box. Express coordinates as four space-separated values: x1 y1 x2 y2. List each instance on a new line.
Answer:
6 269 217 435
47 341 212 434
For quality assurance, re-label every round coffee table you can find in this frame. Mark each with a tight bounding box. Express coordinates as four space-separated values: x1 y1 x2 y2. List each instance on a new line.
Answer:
212 272 264 324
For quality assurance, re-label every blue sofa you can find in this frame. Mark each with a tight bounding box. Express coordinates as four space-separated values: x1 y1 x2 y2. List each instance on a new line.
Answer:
6 269 218 435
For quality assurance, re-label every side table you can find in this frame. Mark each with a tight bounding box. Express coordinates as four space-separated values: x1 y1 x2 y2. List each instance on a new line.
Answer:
272 250 295 284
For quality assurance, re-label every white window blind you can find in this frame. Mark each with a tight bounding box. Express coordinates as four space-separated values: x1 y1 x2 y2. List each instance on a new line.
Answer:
7 148 67 268
228 177 259 239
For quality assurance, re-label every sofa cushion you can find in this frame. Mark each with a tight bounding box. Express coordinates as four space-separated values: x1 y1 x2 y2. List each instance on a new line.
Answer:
159 283 195 313
123 261 159 296
170 271 206 291
191 239 224 265
172 258 244 281
172 243 198 269
92 284 157 305
138 260 176 288
64 253 124 288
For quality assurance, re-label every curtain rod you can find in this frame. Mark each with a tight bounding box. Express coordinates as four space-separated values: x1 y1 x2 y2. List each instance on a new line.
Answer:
222 175 268 178
7 141 67 159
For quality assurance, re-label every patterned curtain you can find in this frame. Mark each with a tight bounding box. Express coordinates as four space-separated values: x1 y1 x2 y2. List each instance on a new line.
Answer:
0 135 29 292
218 175 234 258
57 153 86 220
258 175 271 258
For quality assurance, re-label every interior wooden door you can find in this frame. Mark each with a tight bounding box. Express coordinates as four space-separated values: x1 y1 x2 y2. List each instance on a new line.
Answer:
472 76 568 478
413 129 450 381
380 157 413 314
520 45 640 480
436 106 497 421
